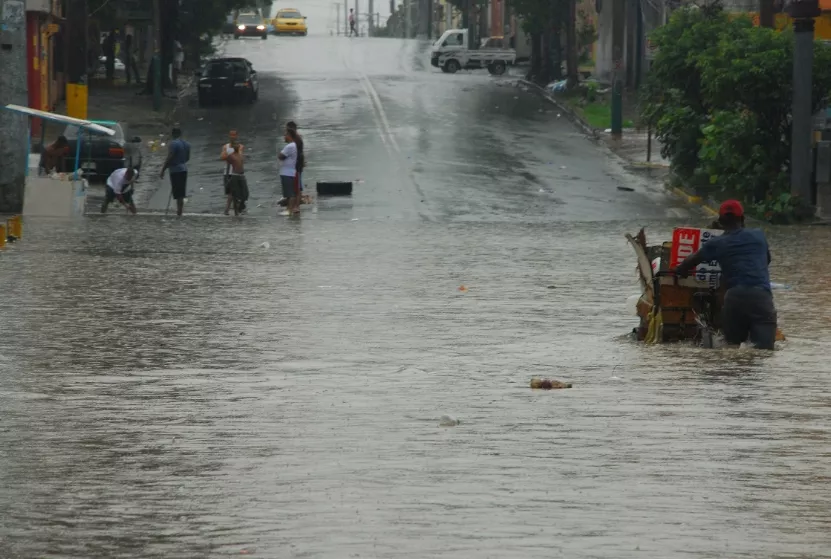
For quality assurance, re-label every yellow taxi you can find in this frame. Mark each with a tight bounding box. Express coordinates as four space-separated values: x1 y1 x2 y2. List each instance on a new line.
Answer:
272 9 307 35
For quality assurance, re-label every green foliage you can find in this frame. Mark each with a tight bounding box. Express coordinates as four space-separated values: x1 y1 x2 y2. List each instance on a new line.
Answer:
642 3 831 222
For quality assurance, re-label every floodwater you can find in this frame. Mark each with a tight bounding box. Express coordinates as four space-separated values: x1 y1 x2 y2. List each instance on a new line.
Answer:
1 36 831 559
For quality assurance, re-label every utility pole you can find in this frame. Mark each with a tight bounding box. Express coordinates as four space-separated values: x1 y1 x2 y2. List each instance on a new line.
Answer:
66 0 88 119
759 0 774 28
152 0 162 111
789 0 820 202
355 0 360 35
336 2 341 34
0 0 27 213
368 0 374 34
404 0 410 37
464 0 473 48
344 2 348 35
610 0 625 138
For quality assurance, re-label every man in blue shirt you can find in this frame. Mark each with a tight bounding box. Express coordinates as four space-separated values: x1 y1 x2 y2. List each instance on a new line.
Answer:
674 200 777 350
160 126 191 216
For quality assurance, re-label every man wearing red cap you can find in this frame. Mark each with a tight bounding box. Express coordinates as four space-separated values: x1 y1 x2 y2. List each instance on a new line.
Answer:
674 200 778 350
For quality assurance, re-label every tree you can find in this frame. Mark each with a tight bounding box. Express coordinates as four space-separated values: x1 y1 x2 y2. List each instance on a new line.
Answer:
511 0 578 85
642 3 831 221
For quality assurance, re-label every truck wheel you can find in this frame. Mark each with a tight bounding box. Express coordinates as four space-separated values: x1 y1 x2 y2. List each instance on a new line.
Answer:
444 59 460 74
489 61 506 76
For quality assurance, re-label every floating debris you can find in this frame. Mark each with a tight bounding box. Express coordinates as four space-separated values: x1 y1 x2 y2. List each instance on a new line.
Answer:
259 241 271 249
458 285 468 292
530 378 572 390
439 415 460 427
617 186 635 192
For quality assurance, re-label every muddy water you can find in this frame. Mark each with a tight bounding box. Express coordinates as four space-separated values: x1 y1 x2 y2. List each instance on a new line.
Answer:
0 216 829 558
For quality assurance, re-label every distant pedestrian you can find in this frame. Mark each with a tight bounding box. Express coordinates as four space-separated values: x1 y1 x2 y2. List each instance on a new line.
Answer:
226 145 249 216
349 9 356 36
173 40 184 87
221 131 245 215
278 129 301 215
103 30 116 81
123 27 142 85
102 167 138 214
160 126 191 216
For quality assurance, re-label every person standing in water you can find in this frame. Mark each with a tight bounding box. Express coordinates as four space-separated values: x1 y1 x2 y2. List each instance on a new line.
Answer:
287 121 305 199
160 126 191 216
221 131 245 215
226 145 249 216
278 129 301 215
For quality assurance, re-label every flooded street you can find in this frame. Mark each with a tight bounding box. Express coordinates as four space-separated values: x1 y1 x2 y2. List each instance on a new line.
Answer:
2 35 831 559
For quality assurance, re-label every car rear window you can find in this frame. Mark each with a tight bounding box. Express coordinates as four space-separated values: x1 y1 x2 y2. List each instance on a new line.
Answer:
278 11 302 18
64 123 124 140
205 62 232 78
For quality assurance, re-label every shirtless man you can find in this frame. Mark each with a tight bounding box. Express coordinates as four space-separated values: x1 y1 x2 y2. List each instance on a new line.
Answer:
221 131 245 214
225 145 249 216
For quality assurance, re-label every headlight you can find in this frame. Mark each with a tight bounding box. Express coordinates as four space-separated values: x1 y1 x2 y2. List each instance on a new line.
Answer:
256 25 265 30
238 25 245 30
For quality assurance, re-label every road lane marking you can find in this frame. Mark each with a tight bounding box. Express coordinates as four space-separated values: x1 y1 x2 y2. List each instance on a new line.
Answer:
358 73 401 155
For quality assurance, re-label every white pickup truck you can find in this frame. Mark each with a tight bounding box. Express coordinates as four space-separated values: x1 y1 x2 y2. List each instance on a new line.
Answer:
430 29 517 76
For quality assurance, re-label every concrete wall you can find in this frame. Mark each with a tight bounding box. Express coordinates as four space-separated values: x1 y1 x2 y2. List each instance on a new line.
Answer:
0 0 28 213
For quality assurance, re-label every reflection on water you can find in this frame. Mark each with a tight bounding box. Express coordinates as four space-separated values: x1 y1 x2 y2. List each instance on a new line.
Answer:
0 217 830 558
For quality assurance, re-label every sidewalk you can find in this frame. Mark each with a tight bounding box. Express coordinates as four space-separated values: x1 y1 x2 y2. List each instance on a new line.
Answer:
521 78 680 189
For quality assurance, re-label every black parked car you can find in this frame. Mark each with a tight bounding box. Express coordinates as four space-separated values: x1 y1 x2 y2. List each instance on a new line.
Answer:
197 58 259 107
62 120 142 181
234 13 267 39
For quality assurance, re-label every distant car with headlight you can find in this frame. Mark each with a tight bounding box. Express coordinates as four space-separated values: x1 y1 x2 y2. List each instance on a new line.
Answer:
272 9 307 35
235 13 268 39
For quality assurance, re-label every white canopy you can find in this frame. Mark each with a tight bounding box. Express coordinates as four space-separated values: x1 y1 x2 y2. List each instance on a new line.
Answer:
2 104 115 136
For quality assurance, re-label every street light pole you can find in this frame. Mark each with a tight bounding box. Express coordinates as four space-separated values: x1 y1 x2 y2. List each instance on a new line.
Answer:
789 0 820 201
404 0 410 37
152 0 162 111
610 0 625 139
336 2 341 35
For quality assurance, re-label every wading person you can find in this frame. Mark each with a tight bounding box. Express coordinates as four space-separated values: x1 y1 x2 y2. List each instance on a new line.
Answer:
160 126 191 216
102 167 138 214
278 129 300 215
349 8 356 36
226 145 249 216
221 131 245 215
673 200 777 350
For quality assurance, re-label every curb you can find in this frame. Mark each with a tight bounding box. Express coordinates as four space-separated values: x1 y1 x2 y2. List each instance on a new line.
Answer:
670 186 719 217
519 79 599 140
519 78 727 219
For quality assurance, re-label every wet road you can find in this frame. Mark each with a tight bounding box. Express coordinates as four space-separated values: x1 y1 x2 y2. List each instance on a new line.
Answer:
2 36 831 559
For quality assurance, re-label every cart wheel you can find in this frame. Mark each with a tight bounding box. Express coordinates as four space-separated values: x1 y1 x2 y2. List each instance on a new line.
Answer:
490 61 506 76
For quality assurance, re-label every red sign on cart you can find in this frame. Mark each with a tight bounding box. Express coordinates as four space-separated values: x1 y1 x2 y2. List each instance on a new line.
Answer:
670 227 723 287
